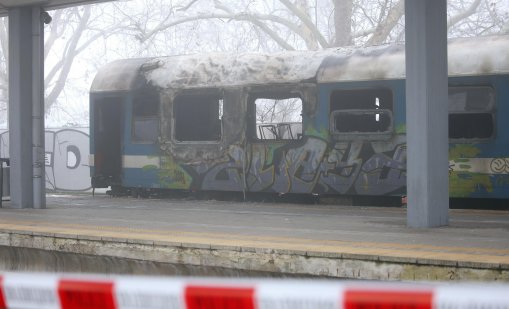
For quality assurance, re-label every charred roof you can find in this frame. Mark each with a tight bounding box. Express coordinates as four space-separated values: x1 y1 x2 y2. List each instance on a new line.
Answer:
90 35 509 93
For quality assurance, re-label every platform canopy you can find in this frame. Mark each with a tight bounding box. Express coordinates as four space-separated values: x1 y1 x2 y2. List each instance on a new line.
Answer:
0 0 113 16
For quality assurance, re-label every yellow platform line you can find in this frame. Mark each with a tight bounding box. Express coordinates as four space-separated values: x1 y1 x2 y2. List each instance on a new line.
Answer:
0 219 508 266
1 218 508 255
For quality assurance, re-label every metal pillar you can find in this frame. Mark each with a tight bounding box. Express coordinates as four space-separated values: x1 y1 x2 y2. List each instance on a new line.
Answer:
405 0 449 227
8 6 46 209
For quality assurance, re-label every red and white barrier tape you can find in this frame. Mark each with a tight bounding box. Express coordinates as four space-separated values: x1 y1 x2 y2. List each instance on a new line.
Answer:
0 272 508 309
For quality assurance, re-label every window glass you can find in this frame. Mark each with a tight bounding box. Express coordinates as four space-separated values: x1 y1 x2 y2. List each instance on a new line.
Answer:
448 86 495 140
133 118 158 142
330 88 393 134
132 90 159 143
174 93 223 142
254 96 302 140
449 86 495 111
133 97 158 116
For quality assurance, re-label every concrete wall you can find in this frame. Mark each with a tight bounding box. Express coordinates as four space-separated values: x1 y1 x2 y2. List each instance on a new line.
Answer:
0 231 507 281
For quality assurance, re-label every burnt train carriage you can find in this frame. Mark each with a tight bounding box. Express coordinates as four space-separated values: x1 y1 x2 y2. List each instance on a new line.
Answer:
90 35 509 199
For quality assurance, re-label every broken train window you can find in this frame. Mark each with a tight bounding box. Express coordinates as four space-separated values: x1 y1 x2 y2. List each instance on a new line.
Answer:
132 88 159 143
252 94 303 140
330 88 393 134
174 91 223 142
448 86 495 140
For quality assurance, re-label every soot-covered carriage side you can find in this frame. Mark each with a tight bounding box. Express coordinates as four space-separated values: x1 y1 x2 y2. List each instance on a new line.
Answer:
90 35 509 199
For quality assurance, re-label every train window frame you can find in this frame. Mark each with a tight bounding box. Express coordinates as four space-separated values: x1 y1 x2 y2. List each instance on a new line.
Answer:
329 88 394 140
249 92 303 142
131 90 160 144
448 86 496 142
172 90 223 143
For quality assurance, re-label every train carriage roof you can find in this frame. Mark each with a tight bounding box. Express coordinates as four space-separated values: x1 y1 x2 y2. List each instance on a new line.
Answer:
90 58 150 92
318 35 509 83
90 50 333 92
90 35 509 93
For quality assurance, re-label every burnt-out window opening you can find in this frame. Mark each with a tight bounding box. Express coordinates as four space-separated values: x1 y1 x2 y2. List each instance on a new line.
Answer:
448 86 495 139
254 95 302 140
330 88 393 134
174 93 223 142
132 89 159 143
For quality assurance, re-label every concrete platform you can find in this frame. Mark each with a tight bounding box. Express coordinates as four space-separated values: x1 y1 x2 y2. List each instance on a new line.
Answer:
0 194 508 281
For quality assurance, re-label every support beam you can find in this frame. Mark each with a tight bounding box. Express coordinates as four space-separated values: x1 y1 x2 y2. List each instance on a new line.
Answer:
8 6 46 209
405 0 449 227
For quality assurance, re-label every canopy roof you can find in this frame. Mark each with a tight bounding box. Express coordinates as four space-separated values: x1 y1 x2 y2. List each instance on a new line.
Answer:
0 0 113 16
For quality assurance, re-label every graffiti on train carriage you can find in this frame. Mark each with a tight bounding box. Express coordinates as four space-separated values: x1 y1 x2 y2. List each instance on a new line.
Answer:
89 35 509 199
168 136 407 195
0 128 91 191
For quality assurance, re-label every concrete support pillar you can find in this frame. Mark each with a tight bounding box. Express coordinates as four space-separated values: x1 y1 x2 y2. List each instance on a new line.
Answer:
405 0 449 227
32 7 46 209
8 7 46 209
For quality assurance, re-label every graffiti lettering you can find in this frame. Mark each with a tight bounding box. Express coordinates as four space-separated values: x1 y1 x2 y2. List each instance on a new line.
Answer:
1 128 409 195
0 128 91 191
354 144 406 195
319 141 363 194
172 170 187 185
490 158 509 174
271 138 327 193
191 137 407 196
200 146 244 191
246 145 275 192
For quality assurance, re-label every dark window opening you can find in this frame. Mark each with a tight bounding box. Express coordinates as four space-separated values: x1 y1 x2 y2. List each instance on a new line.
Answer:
448 86 495 140
174 93 223 142
334 110 392 133
253 95 302 140
449 113 493 139
330 88 393 134
132 89 159 143
331 88 392 110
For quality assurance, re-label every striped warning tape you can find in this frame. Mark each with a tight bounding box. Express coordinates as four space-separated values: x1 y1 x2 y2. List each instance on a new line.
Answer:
0 272 508 309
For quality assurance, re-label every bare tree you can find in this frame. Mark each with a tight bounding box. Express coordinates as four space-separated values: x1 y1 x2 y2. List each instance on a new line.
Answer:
256 98 302 123
118 0 508 53
333 0 353 46
44 5 127 115
0 4 126 126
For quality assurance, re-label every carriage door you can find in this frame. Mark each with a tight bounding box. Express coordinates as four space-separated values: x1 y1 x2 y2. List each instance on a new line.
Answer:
92 96 123 186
